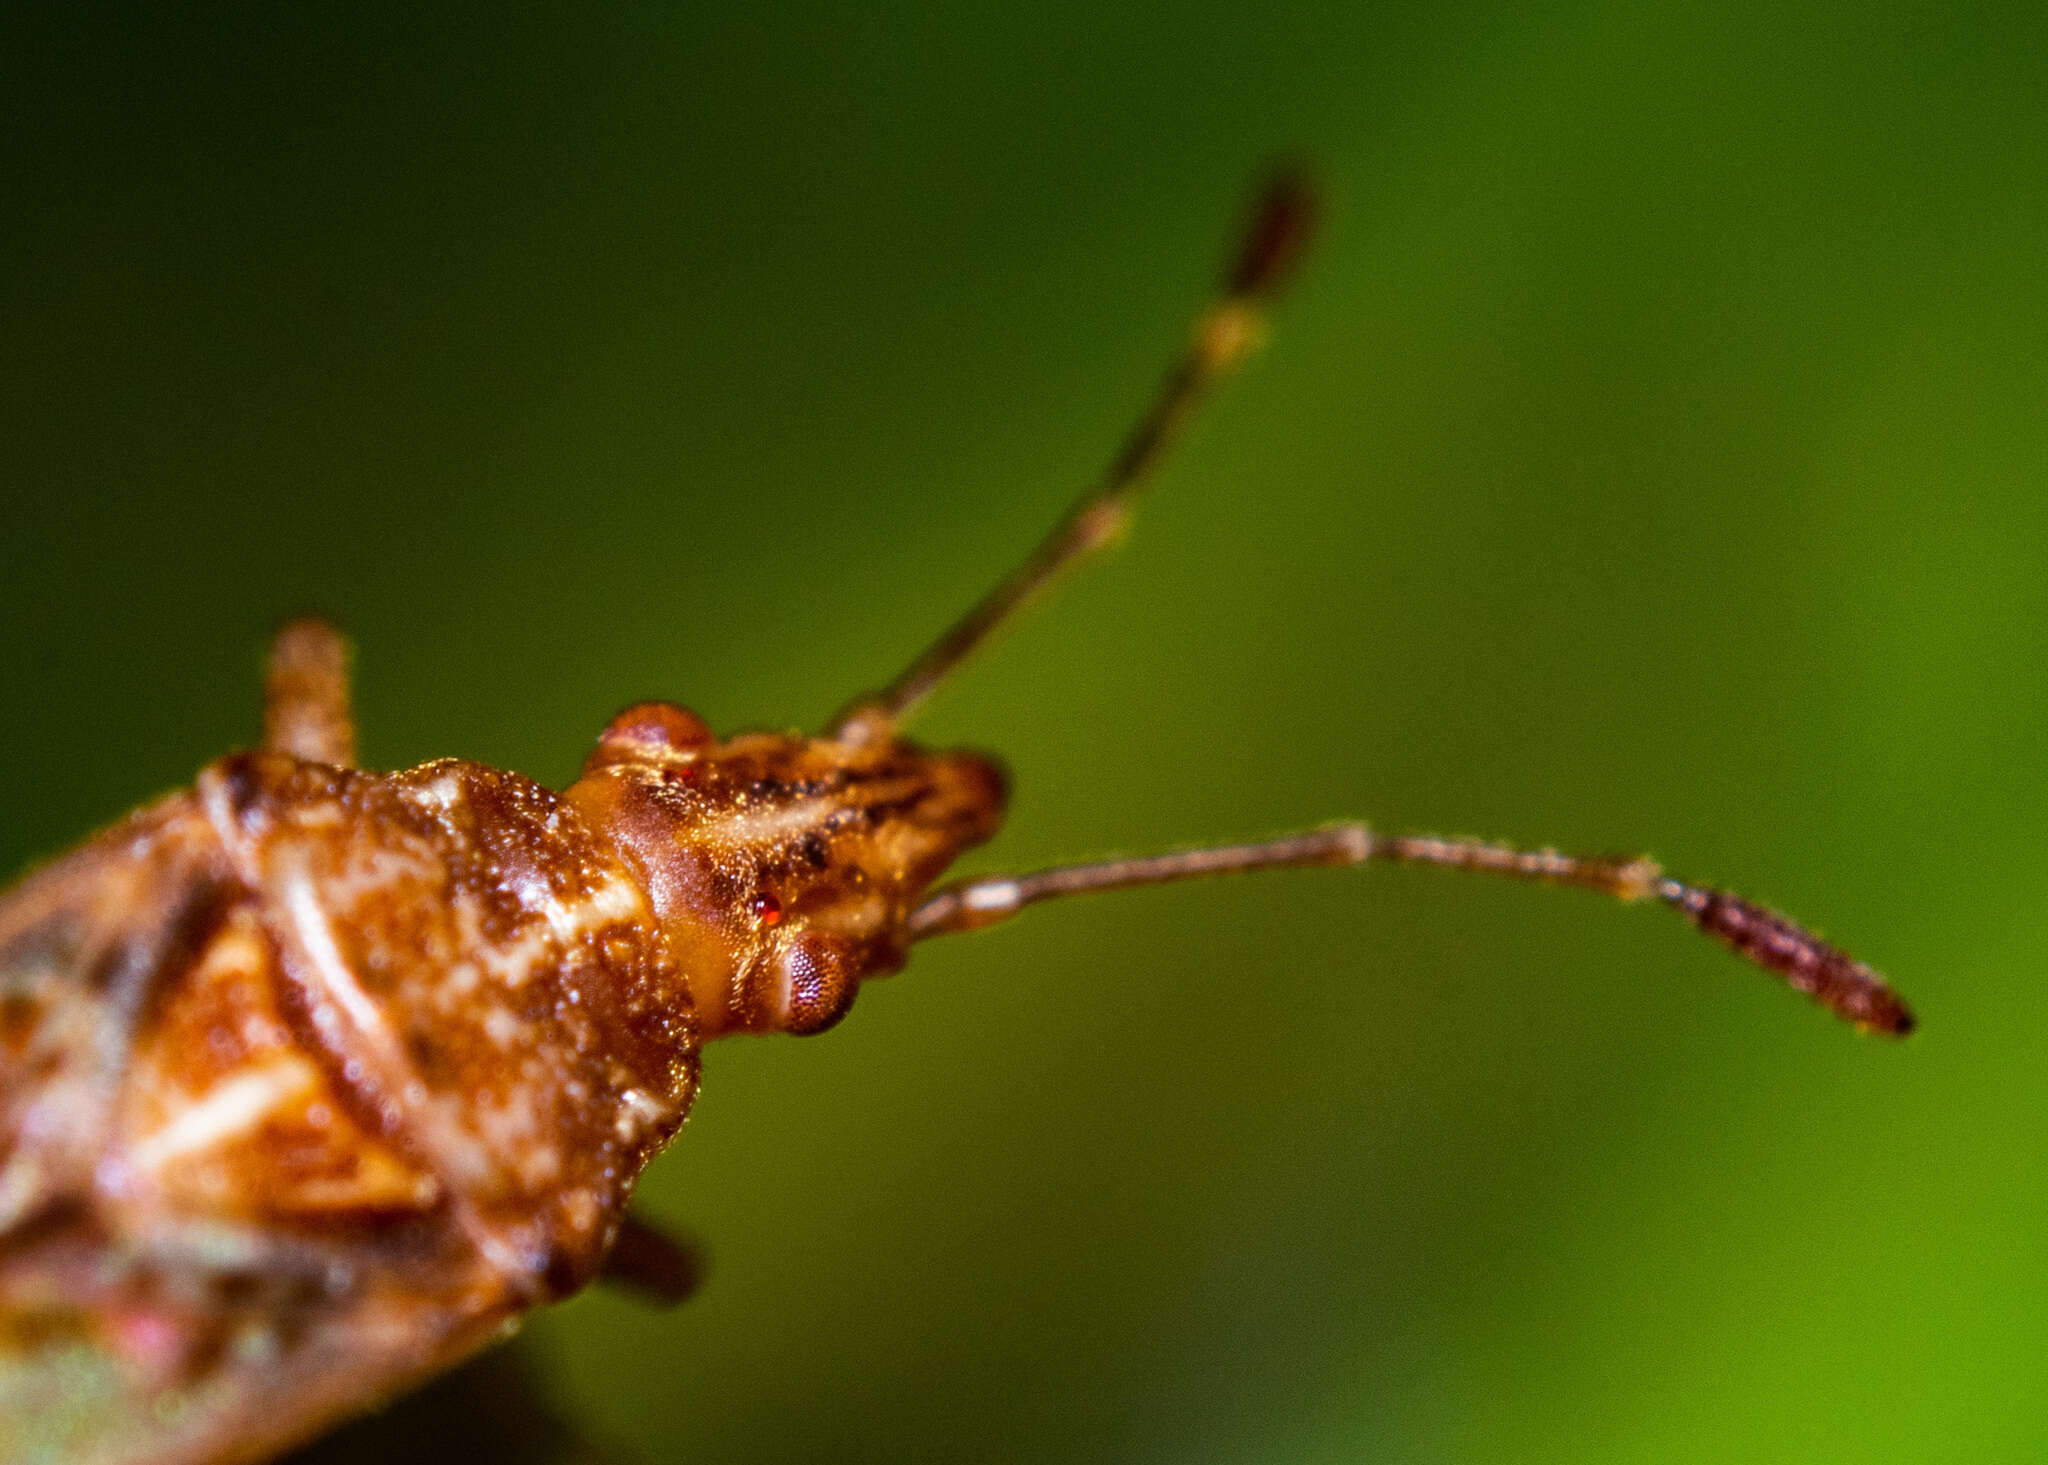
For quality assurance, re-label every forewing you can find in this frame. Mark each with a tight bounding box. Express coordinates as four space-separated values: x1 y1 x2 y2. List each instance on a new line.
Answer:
0 796 228 1234
0 799 515 1465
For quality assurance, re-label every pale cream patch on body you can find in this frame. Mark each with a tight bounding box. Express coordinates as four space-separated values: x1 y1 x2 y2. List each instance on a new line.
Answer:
612 1087 670 1145
281 874 397 1048
128 1057 321 1172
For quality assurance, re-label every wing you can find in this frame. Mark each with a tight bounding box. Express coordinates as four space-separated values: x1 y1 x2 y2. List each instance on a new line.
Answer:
0 796 229 1235
0 799 520 1465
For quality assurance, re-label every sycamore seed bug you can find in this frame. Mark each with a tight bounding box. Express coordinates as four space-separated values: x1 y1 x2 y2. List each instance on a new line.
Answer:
0 176 1912 1465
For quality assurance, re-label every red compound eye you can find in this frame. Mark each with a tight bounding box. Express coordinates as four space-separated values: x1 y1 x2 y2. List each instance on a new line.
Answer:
749 892 783 927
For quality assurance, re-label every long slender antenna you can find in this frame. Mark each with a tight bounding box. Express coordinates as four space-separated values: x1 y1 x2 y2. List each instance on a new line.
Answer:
832 174 1318 744
907 826 1915 1035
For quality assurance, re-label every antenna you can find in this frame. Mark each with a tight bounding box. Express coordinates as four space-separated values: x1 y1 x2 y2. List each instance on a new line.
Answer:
832 173 1317 744
909 826 1915 1035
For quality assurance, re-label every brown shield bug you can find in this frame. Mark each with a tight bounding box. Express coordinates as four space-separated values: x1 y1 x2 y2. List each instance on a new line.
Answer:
0 177 1911 1465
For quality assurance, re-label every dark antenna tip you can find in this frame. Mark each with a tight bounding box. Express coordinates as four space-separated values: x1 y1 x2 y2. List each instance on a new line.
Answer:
1661 882 1916 1037
1226 168 1321 301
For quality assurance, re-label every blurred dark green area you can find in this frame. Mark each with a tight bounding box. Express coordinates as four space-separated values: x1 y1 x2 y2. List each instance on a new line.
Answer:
4 2 2046 1460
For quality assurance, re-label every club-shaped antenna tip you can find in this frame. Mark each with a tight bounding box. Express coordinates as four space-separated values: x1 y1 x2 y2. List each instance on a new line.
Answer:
1227 170 1320 300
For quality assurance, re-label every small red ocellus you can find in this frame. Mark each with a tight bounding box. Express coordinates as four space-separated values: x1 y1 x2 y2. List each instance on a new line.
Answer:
0 178 1911 1465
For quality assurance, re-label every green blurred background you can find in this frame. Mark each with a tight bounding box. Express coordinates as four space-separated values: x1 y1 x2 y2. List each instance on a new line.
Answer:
4 3 2046 1461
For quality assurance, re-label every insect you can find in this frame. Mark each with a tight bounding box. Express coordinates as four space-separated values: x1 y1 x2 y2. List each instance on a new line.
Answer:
0 177 1911 1465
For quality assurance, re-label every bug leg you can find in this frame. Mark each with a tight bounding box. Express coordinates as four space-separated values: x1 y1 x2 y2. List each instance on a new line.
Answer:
908 825 1913 1035
598 1210 705 1307
831 172 1317 744
263 616 356 767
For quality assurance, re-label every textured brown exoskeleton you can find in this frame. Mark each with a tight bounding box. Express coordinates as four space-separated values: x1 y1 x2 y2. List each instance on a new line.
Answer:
0 180 1913 1465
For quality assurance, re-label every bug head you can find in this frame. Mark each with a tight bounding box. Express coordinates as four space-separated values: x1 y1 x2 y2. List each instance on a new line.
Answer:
564 702 1006 1038
562 180 1309 1041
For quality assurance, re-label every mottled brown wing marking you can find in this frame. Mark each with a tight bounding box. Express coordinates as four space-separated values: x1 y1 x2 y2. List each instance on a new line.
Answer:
0 752 709 1464
0 795 536 1465
0 797 231 1237
116 904 443 1225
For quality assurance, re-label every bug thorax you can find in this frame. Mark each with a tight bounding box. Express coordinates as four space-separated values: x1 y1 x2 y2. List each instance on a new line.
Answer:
562 702 1007 1038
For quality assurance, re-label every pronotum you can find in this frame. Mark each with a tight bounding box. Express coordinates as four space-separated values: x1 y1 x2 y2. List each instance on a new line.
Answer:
0 178 1911 1465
